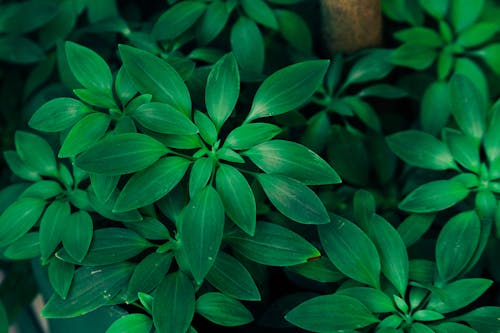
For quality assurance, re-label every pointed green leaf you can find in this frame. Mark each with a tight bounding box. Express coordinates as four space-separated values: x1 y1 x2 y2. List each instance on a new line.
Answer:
399 180 470 213
127 217 170 241
48 259 74 299
89 189 142 223
188 158 213 199
106 314 153 333
115 66 138 107
119 45 192 115
179 186 225 283
224 123 281 150
286 294 379 332
318 214 381 288
65 41 113 94
275 9 312 52
246 60 329 122
433 322 478 333
457 23 499 48
390 44 436 70
420 81 452 136
245 140 340 185
153 272 195 333
476 43 500 74
29 98 93 132
336 287 395 313
206 53 239 129
418 0 449 19
409 259 436 283
75 133 168 175
345 49 394 85
387 130 456 170
114 156 191 212
152 1 206 40
196 1 230 45
62 211 93 262
241 0 278 29
443 128 480 172
216 164 256 235
127 252 173 301
411 323 436 333
287 256 344 283
19 181 63 201
0 197 45 247
196 293 254 327
42 262 135 318
194 111 217 145
413 310 445 321
427 278 492 313
133 102 198 135
436 211 480 281
91 174 119 203
230 17 264 74
397 214 435 247
451 307 500 332
257 174 329 224
0 35 43 64
451 0 485 32
15 131 57 176
3 150 41 181
40 201 71 261
3 232 40 260
206 252 260 301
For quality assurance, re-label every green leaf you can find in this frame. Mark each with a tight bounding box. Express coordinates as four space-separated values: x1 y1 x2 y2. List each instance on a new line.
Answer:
3 151 41 181
450 74 486 141
0 1 58 34
62 211 93 263
409 259 436 283
427 278 492 313
132 102 198 135
418 0 449 19
115 66 138 107
224 123 281 150
353 190 376 230
3 232 40 260
106 314 153 333
287 257 344 283
358 84 407 99
72 88 117 109
365 215 409 296
450 0 485 32
397 214 435 247
15 131 57 177
420 81 452 136
230 17 264 74
91 174 119 203
226 221 320 266
119 45 192 115
29 98 93 132
399 180 470 213
387 130 456 170
0 35 44 64
153 272 195 333
476 43 500 74
286 294 379 332
40 201 71 261
0 197 45 247
48 259 74 299
188 158 213 199
345 49 394 86
89 189 142 223
179 186 225 283
206 53 239 129
394 27 443 47
196 1 230 45
411 323 436 333
193 111 217 145
196 293 254 327
246 60 329 122
75 133 168 175
318 214 381 288
58 112 111 158
245 140 340 185
457 22 499 48
454 58 489 103
241 0 278 29
59 228 151 266
436 211 480 281
451 307 500 332
275 9 312 52
42 262 135 318
114 156 191 212
216 164 256 235
433 322 478 333
152 1 206 40
216 148 244 163
127 252 173 301
443 128 480 172
257 174 330 225
413 310 445 321
65 41 113 95
206 252 260 301
127 217 170 241
337 287 395 313
390 44 437 70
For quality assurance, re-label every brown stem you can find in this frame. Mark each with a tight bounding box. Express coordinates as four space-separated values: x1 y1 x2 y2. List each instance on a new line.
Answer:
321 0 382 54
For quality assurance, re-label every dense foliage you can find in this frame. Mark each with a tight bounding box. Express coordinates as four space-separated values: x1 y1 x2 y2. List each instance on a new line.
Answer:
0 0 499 332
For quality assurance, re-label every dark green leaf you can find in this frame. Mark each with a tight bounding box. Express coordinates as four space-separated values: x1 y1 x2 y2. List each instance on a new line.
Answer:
3 151 41 181
358 84 407 99
40 201 71 261
91 174 119 203
153 272 195 333
119 45 192 115
457 22 499 48
133 102 198 135
245 140 340 185
345 49 394 86
196 292 254 326
476 43 500 74
411 323 435 333
73 88 117 109
15 131 57 177
127 252 173 301
114 156 190 212
453 307 500 332
20 181 63 201
29 98 93 132
241 0 278 29
394 27 443 47
420 81 452 136
0 197 45 247
397 214 435 247
115 66 138 107
318 214 381 288
409 259 436 283
196 1 229 45
224 123 281 150
287 256 344 283
246 60 329 122
127 217 170 241
0 1 58 34
418 0 448 19
413 310 445 321
433 322 478 333
152 1 206 40
390 44 436 70
399 180 470 213
48 259 74 299
179 186 225 283
226 221 320 266
257 174 329 225
436 211 480 281
3 232 40 260
275 9 312 52
443 128 480 172
0 35 44 64
75 133 168 175
42 262 135 318
89 189 142 223
451 0 485 32
230 17 264 74
336 287 395 313
286 294 379 332
427 278 492 313
62 211 93 263
106 314 153 333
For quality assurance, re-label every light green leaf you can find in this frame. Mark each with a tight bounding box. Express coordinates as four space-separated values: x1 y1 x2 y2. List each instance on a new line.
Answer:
345 49 394 86
436 211 480 281
216 164 256 235
3 150 41 181
106 314 153 333
390 44 437 70
443 128 480 172
15 131 57 177
179 186 225 283
62 211 93 263
451 0 485 32
257 174 329 225
418 0 449 19
427 278 492 313
152 1 206 40
75 133 168 175
114 156 191 212
246 60 329 122
224 123 281 150
336 287 395 313
133 102 198 135
29 98 93 132
206 53 239 129
3 232 40 260
476 43 500 74
245 140 340 185
286 294 379 332
399 180 470 213
394 27 442 47
0 197 45 247
115 66 138 107
40 201 71 261
196 293 254 327
188 158 213 199
457 22 499 48
153 272 195 333
91 174 119 203
48 259 74 299
433 322 478 333
127 252 173 301
230 17 264 74
226 221 320 266
413 310 445 321
318 214 381 288
453 307 500 332
194 111 217 145
287 257 344 283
